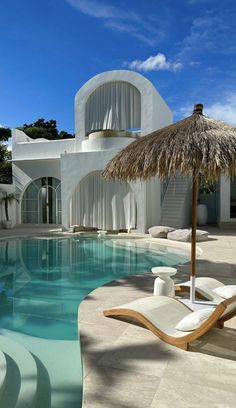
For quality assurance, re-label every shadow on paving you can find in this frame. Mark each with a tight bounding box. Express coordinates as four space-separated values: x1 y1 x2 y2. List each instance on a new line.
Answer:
80 332 178 407
175 259 236 285
189 327 236 361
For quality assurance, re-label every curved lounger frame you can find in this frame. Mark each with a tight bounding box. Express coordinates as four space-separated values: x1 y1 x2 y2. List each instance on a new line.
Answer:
103 295 236 351
175 277 226 302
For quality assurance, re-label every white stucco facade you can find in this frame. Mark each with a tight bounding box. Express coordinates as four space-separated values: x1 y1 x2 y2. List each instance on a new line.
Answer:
219 175 235 224
7 70 173 231
4 69 234 230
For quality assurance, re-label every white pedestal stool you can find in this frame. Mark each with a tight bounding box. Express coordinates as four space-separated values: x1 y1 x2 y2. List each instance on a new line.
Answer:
151 267 177 297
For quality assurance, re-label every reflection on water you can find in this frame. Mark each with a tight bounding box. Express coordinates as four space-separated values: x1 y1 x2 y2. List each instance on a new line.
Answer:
0 237 188 340
0 237 188 408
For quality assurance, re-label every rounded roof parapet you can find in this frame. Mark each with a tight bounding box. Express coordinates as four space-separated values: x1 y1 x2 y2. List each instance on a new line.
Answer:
75 70 172 140
75 70 158 104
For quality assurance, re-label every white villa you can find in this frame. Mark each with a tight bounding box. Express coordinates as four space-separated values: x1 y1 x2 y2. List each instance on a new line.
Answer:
1 70 236 230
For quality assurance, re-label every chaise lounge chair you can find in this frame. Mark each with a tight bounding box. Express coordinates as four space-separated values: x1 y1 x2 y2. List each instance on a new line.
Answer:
175 277 230 302
103 295 236 350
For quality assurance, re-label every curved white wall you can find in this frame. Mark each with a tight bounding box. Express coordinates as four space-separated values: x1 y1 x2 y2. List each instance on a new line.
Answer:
61 151 148 232
75 70 172 141
81 136 134 152
70 171 136 230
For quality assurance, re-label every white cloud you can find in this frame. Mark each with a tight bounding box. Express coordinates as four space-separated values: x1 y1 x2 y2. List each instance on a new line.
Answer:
127 53 182 72
204 95 236 126
178 11 236 60
177 94 236 126
65 0 164 46
66 0 135 20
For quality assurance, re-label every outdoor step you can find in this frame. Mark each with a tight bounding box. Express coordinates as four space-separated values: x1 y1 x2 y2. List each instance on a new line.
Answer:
0 350 7 400
164 197 187 201
2 329 82 408
165 187 189 192
0 334 38 408
165 186 188 190
162 205 183 211
161 216 182 221
161 213 182 218
163 193 187 197
163 203 184 207
161 215 181 219
9 297 63 316
161 175 190 230
161 220 181 224
161 213 181 218
161 217 181 221
163 194 187 199
162 199 185 203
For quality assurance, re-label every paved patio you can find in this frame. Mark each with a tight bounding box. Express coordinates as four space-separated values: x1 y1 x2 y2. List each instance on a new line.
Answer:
0 225 235 407
79 227 236 408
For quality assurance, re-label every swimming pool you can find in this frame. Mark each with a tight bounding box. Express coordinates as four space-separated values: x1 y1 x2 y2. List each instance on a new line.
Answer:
0 237 188 407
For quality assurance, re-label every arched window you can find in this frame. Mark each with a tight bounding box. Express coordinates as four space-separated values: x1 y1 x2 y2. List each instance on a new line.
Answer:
22 177 61 224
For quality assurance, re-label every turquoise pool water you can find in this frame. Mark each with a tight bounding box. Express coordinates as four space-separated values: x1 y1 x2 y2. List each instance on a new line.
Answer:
0 237 188 407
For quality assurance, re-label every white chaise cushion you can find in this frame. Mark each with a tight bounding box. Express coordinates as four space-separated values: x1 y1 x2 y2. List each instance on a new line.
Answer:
175 308 214 331
212 285 236 299
148 226 175 238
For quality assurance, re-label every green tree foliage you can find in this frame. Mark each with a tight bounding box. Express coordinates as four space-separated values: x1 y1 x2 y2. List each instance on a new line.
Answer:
0 128 12 184
199 175 215 195
0 127 11 141
18 118 74 140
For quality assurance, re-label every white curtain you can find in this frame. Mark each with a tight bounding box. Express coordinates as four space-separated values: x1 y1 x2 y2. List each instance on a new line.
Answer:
70 172 136 230
85 81 141 134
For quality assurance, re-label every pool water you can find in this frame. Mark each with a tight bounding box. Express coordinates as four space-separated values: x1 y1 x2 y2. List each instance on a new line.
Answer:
0 237 188 407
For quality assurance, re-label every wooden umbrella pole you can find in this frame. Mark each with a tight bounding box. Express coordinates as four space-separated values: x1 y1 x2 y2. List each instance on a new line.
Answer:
190 173 199 303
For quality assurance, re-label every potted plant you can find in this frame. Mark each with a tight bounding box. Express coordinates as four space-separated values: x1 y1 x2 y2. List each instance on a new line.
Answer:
0 192 19 229
197 176 215 225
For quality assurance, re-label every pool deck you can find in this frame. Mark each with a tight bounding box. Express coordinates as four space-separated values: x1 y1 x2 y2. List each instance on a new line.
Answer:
0 225 236 407
79 227 236 408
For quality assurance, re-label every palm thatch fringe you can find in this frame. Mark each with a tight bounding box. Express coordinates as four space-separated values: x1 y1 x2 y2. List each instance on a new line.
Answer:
102 114 236 182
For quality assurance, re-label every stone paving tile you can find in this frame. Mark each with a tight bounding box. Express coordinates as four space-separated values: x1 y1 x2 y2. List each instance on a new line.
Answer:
149 377 236 408
79 317 128 342
82 366 160 408
97 326 176 378
163 348 236 393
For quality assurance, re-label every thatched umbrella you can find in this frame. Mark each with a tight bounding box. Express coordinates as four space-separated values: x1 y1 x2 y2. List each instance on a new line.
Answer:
103 104 236 303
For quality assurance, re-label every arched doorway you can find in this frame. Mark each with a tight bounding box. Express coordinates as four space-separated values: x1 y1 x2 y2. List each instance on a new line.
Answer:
22 177 61 224
70 171 136 230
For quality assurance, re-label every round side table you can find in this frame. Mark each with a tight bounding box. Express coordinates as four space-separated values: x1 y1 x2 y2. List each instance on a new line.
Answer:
151 266 177 297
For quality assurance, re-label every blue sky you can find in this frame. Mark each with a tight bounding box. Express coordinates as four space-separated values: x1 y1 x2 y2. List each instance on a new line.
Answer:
1 0 236 133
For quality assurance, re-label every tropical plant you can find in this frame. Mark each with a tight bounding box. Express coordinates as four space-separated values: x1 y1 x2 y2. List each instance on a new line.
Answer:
0 127 11 141
198 175 215 195
0 127 12 184
0 192 19 221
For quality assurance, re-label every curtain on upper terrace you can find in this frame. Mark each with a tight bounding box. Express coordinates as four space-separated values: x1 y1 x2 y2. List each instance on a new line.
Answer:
85 81 141 135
